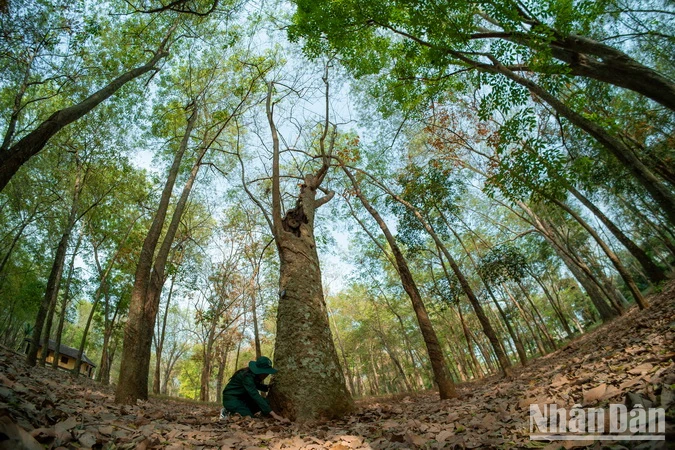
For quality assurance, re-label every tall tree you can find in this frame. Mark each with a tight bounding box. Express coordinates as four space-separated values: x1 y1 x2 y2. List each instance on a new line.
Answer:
116 46 264 403
239 74 354 420
341 166 457 397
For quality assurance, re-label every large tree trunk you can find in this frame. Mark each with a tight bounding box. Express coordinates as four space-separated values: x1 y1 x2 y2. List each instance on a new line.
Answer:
342 167 457 398
259 80 353 421
546 33 675 112
115 106 198 404
500 28 675 110
267 200 354 420
0 36 170 193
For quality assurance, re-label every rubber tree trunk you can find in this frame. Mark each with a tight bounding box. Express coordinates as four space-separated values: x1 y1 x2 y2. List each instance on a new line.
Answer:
518 201 620 321
266 186 354 419
544 33 675 112
260 81 353 420
517 281 557 350
342 166 457 398
382 185 512 376
97 289 122 385
565 184 667 284
502 283 547 356
153 272 176 395
115 106 197 404
29 156 83 367
52 232 82 369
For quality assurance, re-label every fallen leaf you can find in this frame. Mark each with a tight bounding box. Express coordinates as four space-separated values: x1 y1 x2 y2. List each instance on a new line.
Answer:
404 431 427 447
627 363 653 375
78 431 97 447
329 445 350 450
582 383 607 404
436 429 454 442
550 374 569 388
0 416 43 450
54 416 78 433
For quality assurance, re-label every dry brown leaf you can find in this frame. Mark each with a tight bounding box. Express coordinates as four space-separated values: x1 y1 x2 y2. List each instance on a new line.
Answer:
0 416 43 450
404 431 427 447
582 383 607 404
436 429 454 442
628 362 653 375
550 374 569 388
54 415 78 433
329 444 350 450
78 431 97 447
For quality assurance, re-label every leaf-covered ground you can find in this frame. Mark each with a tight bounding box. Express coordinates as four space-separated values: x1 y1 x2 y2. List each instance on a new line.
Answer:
1 283 674 450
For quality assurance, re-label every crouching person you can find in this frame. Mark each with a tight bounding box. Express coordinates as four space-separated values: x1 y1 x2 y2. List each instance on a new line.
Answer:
221 356 289 423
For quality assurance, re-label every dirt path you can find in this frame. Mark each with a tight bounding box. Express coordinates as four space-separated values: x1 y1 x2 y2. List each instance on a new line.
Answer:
1 283 674 449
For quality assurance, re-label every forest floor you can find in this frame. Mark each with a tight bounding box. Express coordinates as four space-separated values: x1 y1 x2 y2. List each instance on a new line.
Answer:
1 283 674 450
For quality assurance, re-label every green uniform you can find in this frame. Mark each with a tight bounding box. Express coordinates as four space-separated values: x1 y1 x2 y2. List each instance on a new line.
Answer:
222 368 271 417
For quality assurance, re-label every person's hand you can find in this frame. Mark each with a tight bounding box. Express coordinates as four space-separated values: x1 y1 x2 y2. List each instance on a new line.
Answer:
270 411 290 423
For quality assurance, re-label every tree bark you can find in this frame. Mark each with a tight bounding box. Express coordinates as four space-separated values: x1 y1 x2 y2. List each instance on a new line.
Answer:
547 33 675 111
267 190 354 419
497 28 675 110
115 105 198 404
257 81 352 421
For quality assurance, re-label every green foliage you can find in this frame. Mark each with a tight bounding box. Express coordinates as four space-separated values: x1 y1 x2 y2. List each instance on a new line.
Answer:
386 160 463 250
477 243 528 284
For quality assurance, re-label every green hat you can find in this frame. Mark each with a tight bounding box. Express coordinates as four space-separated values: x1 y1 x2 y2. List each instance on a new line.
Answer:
249 356 278 375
